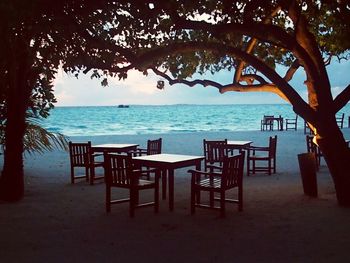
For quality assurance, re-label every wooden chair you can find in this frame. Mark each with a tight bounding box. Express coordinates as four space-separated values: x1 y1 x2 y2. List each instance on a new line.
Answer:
336 113 345 129
104 153 160 217
306 135 322 168
131 138 162 180
247 135 277 176
203 139 229 172
188 153 245 217
304 121 313 135
285 115 298 130
261 115 274 131
132 138 162 156
68 141 104 184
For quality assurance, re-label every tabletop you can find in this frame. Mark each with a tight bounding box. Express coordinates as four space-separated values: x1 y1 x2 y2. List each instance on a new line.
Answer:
133 153 204 164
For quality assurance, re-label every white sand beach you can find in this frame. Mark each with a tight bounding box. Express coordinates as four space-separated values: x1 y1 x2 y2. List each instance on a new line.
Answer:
1 129 350 262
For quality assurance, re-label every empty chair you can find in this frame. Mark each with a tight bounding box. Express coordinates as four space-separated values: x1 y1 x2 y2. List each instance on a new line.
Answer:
104 153 160 217
285 115 298 130
132 138 162 156
247 135 277 176
304 121 313 135
261 115 274 131
306 135 323 168
336 113 345 129
131 138 162 180
68 141 104 184
203 139 229 172
188 153 245 217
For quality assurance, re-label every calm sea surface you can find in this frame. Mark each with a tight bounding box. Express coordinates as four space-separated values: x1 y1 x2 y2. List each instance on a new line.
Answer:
42 104 350 136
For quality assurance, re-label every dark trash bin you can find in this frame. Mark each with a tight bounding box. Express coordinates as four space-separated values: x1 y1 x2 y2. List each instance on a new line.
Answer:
298 153 318 197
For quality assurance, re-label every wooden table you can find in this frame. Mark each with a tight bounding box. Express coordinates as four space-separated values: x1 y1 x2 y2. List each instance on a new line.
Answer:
227 140 253 152
91 143 138 153
265 116 284 131
133 153 204 211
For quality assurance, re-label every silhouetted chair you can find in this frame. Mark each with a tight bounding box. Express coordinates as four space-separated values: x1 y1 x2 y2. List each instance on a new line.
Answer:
203 139 229 172
304 121 313 135
285 115 298 130
132 138 162 156
261 115 274 131
247 135 277 176
104 153 159 217
188 153 245 217
336 113 345 129
69 141 104 184
306 135 322 168
131 138 162 179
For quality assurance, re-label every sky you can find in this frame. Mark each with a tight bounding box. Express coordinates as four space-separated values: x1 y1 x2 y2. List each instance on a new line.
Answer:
53 60 350 106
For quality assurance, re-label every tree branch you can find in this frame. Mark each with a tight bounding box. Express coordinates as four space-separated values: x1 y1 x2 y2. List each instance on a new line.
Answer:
283 59 301 82
334 84 350 112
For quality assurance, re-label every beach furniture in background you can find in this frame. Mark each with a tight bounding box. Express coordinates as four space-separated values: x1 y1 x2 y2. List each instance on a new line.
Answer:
246 135 277 176
304 121 313 134
188 153 245 217
203 139 228 172
133 153 204 211
261 115 284 131
103 153 160 217
91 143 138 154
68 141 104 184
285 115 298 131
336 113 345 129
130 138 162 180
305 135 323 169
260 115 274 131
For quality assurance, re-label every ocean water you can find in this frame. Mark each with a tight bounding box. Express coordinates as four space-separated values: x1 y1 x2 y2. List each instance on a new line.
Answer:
42 104 350 136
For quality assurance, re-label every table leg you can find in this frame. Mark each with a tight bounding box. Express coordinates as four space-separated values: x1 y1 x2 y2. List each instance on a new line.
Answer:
162 169 167 200
168 169 174 211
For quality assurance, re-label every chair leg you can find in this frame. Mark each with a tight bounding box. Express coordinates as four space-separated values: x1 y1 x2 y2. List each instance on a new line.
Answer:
220 191 225 218
70 166 75 184
85 166 90 182
90 166 95 185
191 186 196 215
238 185 243 212
162 170 167 200
106 185 111 213
154 178 159 214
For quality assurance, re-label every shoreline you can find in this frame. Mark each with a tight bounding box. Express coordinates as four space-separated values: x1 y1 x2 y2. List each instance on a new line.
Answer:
1 129 350 262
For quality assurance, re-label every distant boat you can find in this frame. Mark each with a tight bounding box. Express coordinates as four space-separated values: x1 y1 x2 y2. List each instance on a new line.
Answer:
117 105 129 108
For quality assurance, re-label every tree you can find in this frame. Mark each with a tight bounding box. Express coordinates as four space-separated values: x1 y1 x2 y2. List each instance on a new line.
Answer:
1 0 350 206
76 0 350 205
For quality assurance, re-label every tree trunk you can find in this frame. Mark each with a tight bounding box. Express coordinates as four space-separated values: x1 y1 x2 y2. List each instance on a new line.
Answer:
0 39 31 202
317 120 350 207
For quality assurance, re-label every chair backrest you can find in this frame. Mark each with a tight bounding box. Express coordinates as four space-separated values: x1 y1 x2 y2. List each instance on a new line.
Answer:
147 138 162 155
104 153 134 187
262 115 274 123
69 141 91 166
221 153 245 189
336 113 345 128
306 135 320 154
268 135 277 158
203 139 228 165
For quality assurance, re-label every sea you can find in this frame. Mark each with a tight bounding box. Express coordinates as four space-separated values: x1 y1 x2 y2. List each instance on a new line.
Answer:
41 104 350 136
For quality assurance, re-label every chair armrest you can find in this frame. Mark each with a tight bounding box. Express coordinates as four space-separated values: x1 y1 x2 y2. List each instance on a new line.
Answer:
188 169 221 177
130 148 147 156
247 146 269 151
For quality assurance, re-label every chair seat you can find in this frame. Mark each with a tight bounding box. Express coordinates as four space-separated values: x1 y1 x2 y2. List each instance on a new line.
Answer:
196 178 222 189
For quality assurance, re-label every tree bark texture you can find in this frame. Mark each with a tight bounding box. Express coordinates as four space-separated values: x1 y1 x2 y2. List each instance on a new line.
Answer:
0 39 31 202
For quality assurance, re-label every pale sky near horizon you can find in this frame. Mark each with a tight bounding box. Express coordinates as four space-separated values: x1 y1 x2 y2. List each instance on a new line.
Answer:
53 60 350 107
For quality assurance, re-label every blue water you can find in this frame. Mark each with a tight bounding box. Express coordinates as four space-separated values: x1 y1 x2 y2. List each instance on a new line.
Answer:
42 104 350 136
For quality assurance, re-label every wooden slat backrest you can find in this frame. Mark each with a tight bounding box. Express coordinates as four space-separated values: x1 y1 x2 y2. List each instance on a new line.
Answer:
147 138 162 155
221 153 244 189
104 153 133 186
69 141 91 166
269 135 277 158
203 139 228 165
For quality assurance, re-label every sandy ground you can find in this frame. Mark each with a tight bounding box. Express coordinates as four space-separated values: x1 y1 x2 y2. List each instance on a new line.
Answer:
1 129 350 263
